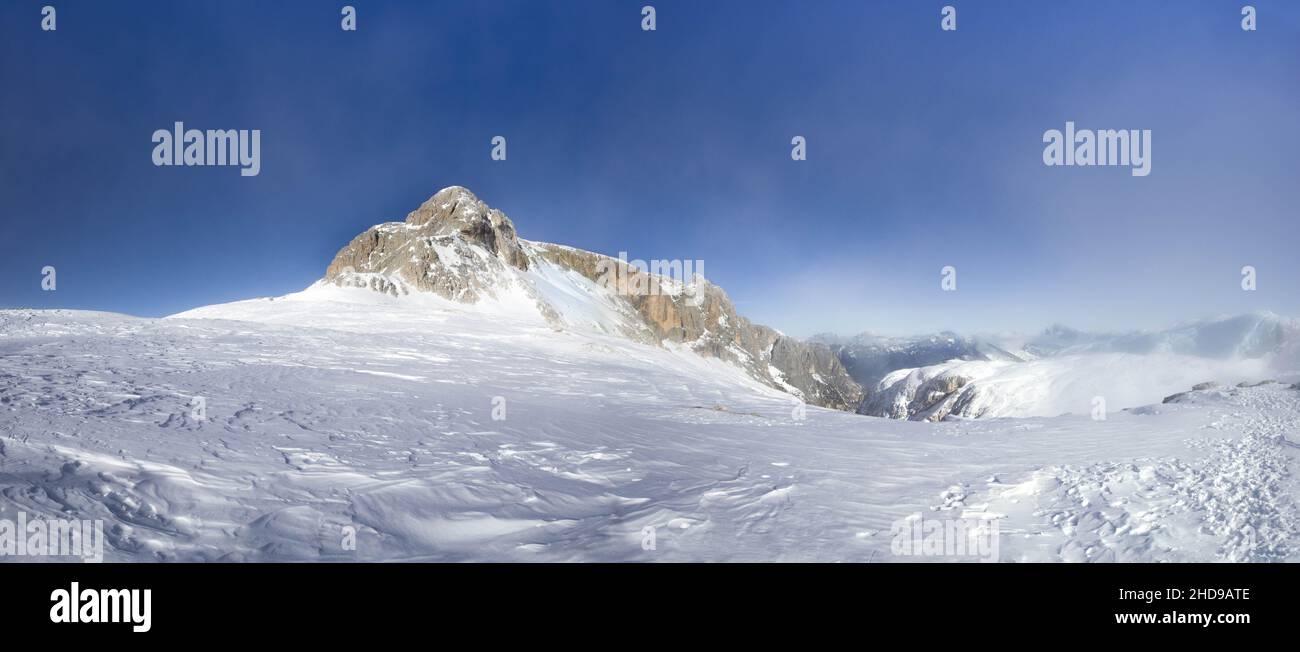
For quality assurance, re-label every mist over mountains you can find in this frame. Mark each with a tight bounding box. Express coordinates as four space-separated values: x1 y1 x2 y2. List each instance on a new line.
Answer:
817 313 1298 420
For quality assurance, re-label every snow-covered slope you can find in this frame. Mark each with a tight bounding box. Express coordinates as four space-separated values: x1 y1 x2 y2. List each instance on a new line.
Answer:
3 305 1298 562
241 186 861 411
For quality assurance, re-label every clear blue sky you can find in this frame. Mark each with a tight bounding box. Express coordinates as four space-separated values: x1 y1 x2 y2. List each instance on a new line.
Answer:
2 0 1297 336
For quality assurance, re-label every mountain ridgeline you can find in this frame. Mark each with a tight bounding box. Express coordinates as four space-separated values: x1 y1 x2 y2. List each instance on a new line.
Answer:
322 186 863 411
821 314 1299 421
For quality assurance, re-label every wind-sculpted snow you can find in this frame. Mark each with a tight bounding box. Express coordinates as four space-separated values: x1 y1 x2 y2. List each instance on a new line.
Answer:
2 303 1297 562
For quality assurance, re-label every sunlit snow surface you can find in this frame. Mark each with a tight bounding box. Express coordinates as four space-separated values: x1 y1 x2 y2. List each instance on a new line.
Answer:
1 286 1297 562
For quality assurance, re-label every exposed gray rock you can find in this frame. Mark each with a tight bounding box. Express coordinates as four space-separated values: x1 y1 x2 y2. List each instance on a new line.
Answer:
403 187 530 271
324 186 535 306
1162 379 1260 404
768 334 862 411
1236 379 1276 388
532 243 861 410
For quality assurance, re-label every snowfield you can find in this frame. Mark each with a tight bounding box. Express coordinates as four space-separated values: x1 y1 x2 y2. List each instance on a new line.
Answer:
1 286 1297 562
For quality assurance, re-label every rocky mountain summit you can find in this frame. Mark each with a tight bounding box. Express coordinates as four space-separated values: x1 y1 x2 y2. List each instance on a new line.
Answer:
322 186 861 410
325 187 531 303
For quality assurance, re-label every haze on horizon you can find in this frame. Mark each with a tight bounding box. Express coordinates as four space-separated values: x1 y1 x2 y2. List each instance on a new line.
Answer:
2 1 1297 338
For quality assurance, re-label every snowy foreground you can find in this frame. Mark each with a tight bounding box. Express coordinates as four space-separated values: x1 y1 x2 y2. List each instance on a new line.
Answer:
1 286 1297 562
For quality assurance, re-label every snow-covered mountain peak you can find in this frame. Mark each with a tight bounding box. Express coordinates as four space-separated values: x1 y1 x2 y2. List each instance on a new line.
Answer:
178 187 864 411
399 185 530 270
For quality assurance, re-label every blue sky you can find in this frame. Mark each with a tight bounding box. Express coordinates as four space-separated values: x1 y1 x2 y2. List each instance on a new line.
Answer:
2 0 1297 337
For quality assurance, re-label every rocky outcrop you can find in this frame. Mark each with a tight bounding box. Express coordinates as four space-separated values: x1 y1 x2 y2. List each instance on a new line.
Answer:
817 333 1027 419
324 186 532 303
322 186 862 411
766 334 862 411
1237 379 1277 388
1163 380 1223 404
858 365 981 421
1166 379 1283 403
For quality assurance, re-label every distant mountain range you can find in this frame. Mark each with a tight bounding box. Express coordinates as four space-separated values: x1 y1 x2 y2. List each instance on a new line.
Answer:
817 313 1299 420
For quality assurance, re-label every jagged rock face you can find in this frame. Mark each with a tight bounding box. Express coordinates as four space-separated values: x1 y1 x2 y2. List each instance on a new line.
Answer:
403 188 530 271
323 186 862 411
324 187 534 304
767 335 863 411
533 243 862 411
858 365 981 421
